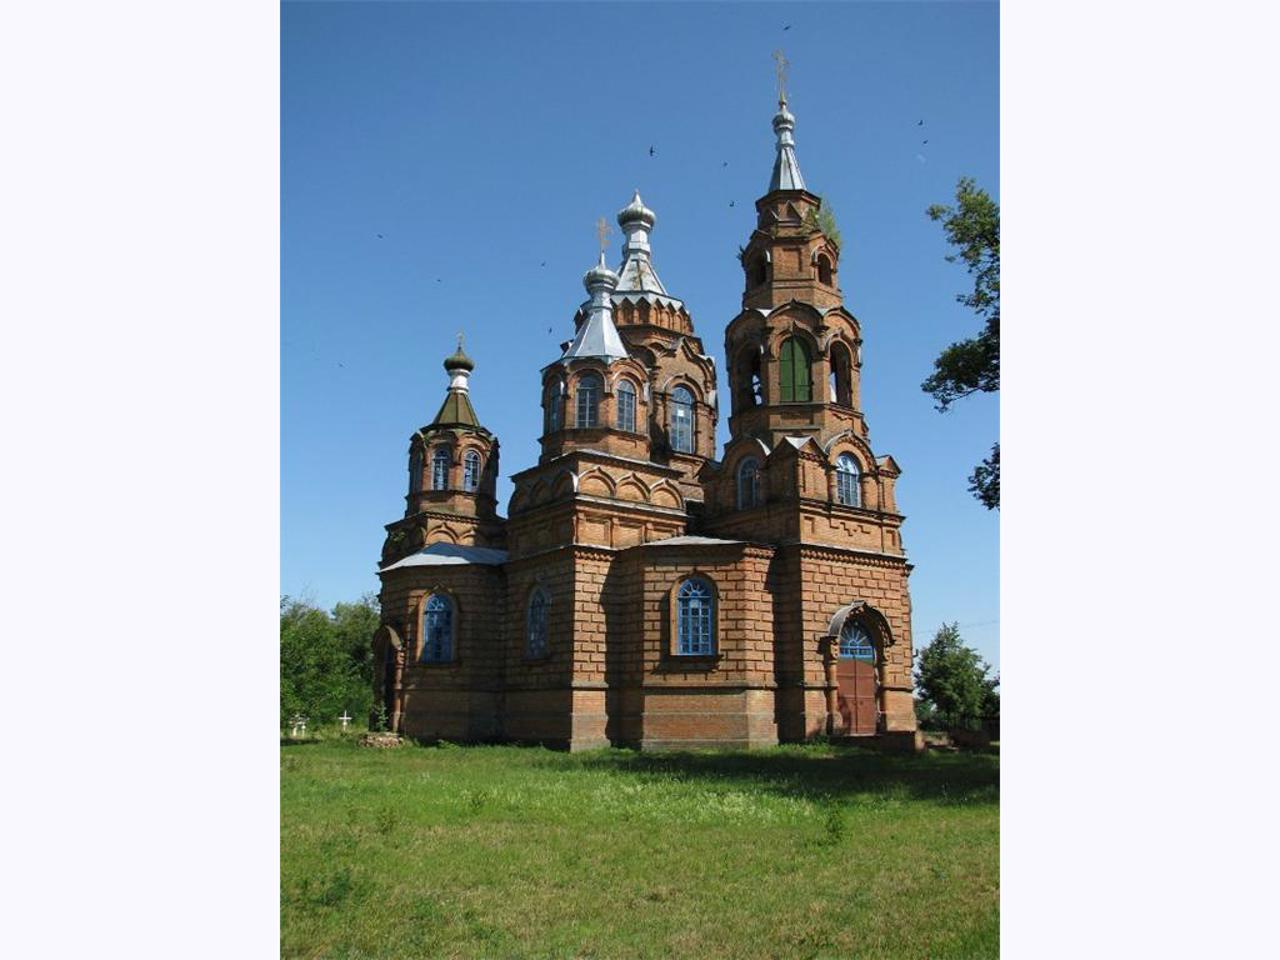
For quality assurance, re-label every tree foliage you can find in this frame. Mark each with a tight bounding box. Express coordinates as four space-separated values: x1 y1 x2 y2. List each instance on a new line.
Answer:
280 594 379 727
924 177 1000 508
803 201 842 250
914 622 999 731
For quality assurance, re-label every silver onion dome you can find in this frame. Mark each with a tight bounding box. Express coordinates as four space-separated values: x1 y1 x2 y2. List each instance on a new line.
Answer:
617 189 656 230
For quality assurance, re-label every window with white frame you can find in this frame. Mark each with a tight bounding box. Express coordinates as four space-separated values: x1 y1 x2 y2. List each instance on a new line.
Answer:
421 593 454 662
463 450 481 492
576 374 602 428
431 448 450 490
616 379 637 432
838 620 875 662
676 577 715 655
836 453 860 506
670 386 694 453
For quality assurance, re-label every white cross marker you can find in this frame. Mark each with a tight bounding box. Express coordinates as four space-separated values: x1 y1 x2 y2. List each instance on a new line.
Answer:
339 711 352 730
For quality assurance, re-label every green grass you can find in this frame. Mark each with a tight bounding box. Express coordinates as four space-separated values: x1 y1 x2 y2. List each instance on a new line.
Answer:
282 739 998 959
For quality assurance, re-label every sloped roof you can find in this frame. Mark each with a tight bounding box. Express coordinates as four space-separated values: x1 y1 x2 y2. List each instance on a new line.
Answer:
430 389 481 428
379 542 508 573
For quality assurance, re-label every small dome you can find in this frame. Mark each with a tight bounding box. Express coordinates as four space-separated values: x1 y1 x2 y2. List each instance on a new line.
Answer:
583 252 620 292
617 189 656 229
443 342 474 372
772 102 796 131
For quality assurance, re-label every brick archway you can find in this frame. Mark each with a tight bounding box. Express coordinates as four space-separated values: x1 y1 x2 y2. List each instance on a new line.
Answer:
822 601 894 737
371 625 404 733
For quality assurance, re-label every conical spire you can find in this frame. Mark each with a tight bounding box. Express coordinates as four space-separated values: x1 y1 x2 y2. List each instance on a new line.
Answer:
561 252 629 362
431 333 481 426
768 94 806 192
615 190 669 296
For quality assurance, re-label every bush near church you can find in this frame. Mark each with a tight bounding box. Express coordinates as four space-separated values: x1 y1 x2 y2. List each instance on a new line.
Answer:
280 594 379 728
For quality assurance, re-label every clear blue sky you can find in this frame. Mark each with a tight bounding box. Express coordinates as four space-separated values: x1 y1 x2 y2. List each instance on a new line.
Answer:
282 1 1000 670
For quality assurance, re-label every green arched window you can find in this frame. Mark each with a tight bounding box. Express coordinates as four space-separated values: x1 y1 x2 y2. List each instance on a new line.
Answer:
779 338 812 402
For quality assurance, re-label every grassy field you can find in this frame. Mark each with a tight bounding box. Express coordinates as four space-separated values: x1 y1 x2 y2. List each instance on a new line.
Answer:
281 738 999 959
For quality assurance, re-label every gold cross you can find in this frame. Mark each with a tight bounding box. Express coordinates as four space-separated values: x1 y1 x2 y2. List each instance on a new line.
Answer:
772 49 789 104
596 216 611 254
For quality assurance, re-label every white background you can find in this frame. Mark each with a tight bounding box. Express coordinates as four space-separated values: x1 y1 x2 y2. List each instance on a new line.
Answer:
2 1 1278 956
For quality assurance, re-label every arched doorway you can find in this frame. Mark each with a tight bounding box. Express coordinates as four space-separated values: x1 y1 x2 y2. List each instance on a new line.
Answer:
824 601 893 737
836 620 878 735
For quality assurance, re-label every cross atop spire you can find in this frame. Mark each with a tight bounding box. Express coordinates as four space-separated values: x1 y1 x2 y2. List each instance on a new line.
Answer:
772 48 789 105
596 216 611 255
767 53 806 193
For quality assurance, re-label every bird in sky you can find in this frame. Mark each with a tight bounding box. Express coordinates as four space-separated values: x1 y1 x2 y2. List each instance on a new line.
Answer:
783 25 792 31
649 146 656 157
923 139 929 144
436 278 442 283
917 119 924 126
722 161 728 167
547 326 553 333
729 200 735 207
376 233 384 239
540 261 546 267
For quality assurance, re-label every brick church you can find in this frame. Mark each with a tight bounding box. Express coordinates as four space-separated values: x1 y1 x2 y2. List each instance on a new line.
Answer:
372 90 920 750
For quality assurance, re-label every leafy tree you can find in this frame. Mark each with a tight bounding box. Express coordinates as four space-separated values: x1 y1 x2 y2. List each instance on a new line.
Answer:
924 177 1000 508
280 594 379 727
914 622 999 731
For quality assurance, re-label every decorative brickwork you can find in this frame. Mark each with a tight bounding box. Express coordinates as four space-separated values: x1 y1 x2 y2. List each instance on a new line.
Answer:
374 101 918 750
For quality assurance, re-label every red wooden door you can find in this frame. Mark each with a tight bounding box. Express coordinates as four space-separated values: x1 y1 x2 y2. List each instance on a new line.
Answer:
836 622 878 736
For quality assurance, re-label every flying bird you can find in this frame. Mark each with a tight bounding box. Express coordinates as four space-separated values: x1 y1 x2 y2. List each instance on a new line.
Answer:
436 278 442 283
729 200 735 207
783 25 791 31
376 233 384 239
722 161 728 167
917 119 924 126
922 139 929 144
540 261 546 267
649 146 656 157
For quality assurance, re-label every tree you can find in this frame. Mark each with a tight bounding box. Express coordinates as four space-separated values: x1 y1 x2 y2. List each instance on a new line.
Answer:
924 177 1000 509
914 622 999 731
280 594 379 727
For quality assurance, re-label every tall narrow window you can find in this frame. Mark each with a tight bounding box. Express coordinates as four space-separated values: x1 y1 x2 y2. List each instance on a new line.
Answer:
409 448 423 494
839 620 875 661
737 457 760 509
421 593 454 663
616 379 637 432
829 342 853 406
576 374 602 428
676 577 715 655
670 386 694 453
526 586 550 658
431 448 450 490
779 338 812 402
545 385 562 434
735 348 763 411
836 453 861 507
462 450 481 492
817 254 833 286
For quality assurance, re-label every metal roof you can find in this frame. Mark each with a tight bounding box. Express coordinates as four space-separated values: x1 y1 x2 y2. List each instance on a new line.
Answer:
379 542 509 572
768 99 806 192
560 253 629 363
640 535 744 547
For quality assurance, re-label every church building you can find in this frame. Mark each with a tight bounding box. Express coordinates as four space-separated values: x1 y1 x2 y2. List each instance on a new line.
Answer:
372 91 920 750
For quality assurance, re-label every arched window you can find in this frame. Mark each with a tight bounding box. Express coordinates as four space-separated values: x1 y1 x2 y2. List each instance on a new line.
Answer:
545 385 562 434
836 453 861 507
779 338 812 402
431 448 450 490
839 620 876 662
409 447 423 494
737 457 760 509
616 379 637 432
735 348 763 412
526 586 550 658
421 593 454 663
817 254 833 286
670 386 694 453
746 254 767 288
576 373 602 428
829 342 853 406
462 450 481 492
676 577 715 655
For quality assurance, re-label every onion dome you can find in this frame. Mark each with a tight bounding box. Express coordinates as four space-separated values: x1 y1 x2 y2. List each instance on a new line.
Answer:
582 251 620 293
617 189 656 230
443 340 475 373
